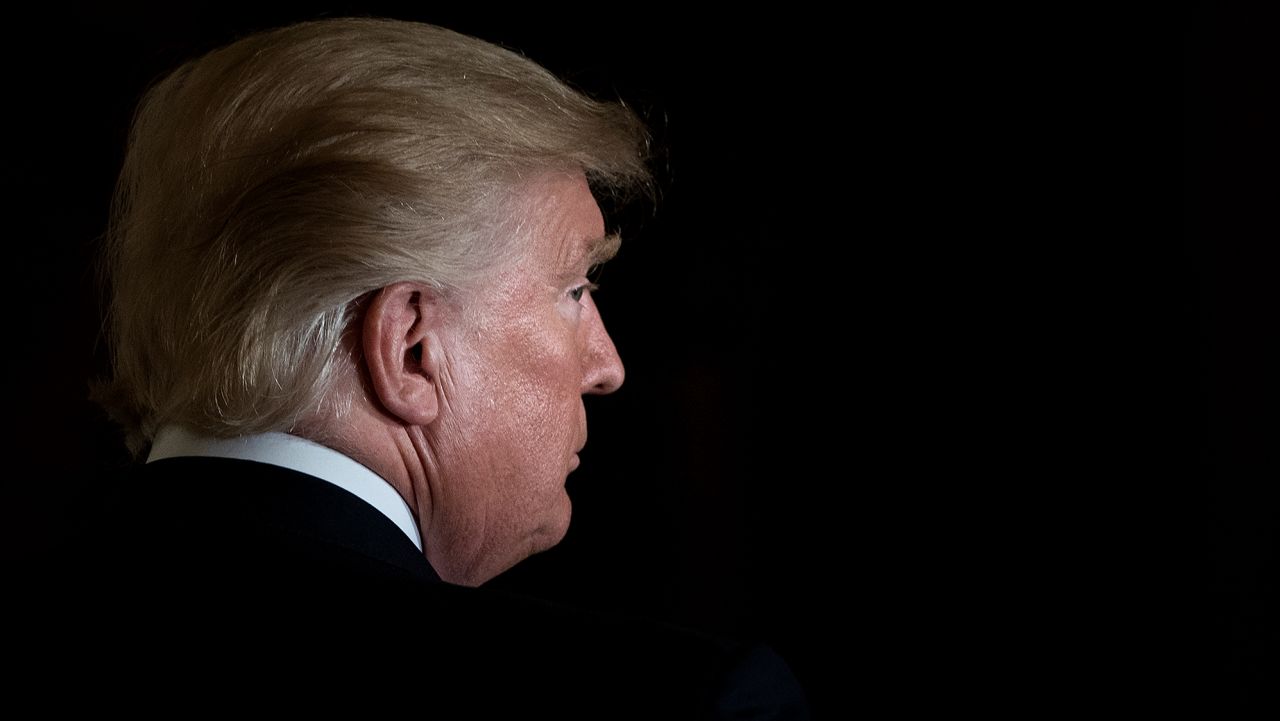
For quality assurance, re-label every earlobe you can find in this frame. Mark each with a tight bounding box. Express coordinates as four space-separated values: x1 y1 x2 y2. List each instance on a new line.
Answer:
362 282 441 426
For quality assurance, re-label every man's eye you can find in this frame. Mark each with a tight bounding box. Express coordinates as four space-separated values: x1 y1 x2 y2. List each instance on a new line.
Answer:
569 282 599 303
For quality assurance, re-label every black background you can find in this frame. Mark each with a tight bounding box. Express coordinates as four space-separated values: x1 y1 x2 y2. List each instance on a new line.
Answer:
4 3 1267 715
3 2 852 714
1187 7 1278 711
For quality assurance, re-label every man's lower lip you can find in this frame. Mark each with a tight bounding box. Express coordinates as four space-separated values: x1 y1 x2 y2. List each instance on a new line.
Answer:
570 453 580 470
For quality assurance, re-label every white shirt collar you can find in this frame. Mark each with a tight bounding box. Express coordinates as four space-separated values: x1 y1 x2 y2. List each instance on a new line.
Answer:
147 425 423 552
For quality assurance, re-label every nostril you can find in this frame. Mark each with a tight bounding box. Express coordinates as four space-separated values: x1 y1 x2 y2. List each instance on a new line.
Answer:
584 355 623 396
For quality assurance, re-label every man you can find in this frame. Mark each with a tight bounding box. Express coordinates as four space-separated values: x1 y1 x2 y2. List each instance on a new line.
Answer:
59 16 808 718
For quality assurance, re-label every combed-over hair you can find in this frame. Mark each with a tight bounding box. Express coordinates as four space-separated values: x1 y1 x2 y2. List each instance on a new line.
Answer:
96 17 651 456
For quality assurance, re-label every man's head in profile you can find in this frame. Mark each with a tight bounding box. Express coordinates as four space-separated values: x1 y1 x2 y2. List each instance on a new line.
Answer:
95 17 650 586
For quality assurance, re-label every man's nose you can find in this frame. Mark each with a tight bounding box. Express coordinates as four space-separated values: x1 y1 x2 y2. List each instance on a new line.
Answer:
582 303 624 395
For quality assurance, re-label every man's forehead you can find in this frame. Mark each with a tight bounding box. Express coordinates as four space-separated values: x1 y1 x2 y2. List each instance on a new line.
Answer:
509 170 616 274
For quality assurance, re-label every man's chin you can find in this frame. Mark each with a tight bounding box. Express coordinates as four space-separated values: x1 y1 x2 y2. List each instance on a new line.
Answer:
517 493 573 565
538 493 573 552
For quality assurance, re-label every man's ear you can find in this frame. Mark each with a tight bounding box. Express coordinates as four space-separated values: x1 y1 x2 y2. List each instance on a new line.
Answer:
362 281 443 426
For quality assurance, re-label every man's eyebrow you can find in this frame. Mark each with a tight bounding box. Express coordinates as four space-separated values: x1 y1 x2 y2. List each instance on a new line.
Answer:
583 232 622 269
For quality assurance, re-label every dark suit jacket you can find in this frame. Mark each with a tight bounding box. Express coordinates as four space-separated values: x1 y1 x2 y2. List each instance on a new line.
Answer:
23 457 807 718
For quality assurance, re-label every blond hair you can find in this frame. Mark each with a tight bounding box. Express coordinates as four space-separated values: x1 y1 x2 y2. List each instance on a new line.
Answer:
96 17 651 456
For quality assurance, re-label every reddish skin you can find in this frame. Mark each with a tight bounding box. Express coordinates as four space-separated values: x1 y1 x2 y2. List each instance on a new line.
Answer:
334 171 625 586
